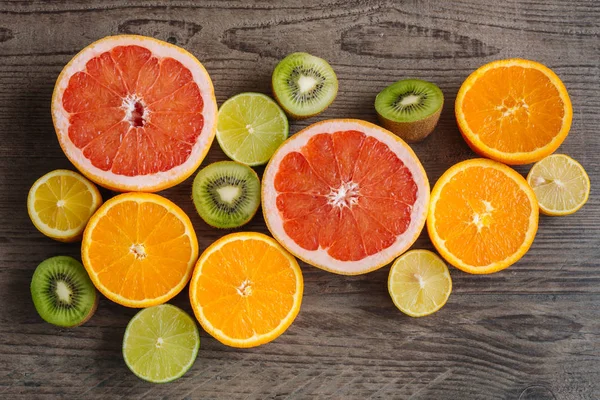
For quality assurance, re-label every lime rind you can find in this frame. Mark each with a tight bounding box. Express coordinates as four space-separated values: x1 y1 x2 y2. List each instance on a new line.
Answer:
123 304 200 383
216 92 289 166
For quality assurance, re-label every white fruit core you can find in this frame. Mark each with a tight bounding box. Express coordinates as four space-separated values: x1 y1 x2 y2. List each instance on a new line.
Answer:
400 94 421 106
298 75 318 93
245 124 255 134
56 280 72 302
122 94 147 127
327 181 360 208
130 243 147 259
56 200 65 207
236 280 252 296
217 186 240 204
155 337 164 348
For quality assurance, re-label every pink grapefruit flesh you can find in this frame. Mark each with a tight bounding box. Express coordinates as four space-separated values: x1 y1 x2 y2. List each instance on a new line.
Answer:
52 35 217 192
262 119 430 275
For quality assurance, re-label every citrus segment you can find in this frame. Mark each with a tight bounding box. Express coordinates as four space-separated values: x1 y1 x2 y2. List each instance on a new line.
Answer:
388 250 452 317
456 59 572 165
216 92 288 166
27 169 102 242
263 119 429 275
428 159 538 274
527 154 590 216
123 304 199 383
52 35 217 192
82 192 198 307
189 232 303 348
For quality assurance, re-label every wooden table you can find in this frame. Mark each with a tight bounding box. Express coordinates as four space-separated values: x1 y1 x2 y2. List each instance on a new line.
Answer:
1 1 598 399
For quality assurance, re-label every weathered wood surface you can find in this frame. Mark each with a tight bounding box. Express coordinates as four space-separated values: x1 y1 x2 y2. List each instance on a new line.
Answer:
0 1 599 399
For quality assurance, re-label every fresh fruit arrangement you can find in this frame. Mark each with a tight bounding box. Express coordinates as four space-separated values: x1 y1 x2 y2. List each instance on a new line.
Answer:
27 34 590 383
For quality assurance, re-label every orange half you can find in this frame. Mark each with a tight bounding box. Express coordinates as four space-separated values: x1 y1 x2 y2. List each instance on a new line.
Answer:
189 232 303 348
427 159 538 274
456 59 572 165
82 192 198 307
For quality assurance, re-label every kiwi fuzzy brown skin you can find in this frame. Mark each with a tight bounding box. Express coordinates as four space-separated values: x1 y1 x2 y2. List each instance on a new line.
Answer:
377 103 443 143
72 292 99 327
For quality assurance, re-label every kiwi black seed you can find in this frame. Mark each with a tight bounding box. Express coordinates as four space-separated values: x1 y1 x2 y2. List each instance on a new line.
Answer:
30 256 98 327
375 79 444 142
272 52 338 119
192 161 261 229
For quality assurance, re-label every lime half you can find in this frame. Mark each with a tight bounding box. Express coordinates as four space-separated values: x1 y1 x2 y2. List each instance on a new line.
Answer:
216 92 289 166
388 250 452 317
123 304 200 383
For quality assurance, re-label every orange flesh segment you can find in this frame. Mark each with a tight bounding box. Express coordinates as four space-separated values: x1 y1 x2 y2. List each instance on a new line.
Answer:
86 200 193 301
462 66 565 153
274 130 418 262
433 166 533 267
64 45 205 176
197 239 297 339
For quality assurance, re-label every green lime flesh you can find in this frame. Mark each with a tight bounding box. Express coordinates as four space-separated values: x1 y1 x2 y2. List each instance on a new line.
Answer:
375 79 443 122
122 304 200 383
272 52 338 117
30 256 97 328
192 161 261 229
216 92 288 166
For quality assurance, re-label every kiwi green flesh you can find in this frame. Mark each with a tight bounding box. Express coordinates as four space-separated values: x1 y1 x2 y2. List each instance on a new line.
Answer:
272 52 338 118
30 256 97 327
375 79 443 123
193 161 260 229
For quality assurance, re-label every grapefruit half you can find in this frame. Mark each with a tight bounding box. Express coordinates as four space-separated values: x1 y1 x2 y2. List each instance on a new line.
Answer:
52 35 218 192
262 119 430 275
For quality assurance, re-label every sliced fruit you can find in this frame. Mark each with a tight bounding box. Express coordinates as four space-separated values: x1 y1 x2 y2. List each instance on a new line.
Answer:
123 304 199 383
388 250 452 317
27 169 102 242
262 119 430 275
189 232 303 348
428 158 539 274
192 161 261 228
30 256 98 327
82 192 198 307
375 79 444 142
52 34 218 192
216 92 288 166
455 59 572 165
527 154 590 216
272 52 338 119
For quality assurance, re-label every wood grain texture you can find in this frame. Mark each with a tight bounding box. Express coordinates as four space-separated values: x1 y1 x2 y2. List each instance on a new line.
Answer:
0 0 599 398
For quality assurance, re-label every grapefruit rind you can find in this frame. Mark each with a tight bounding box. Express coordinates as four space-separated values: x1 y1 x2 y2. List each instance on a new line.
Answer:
427 158 539 274
262 119 430 275
81 192 199 308
189 232 303 348
455 59 572 165
52 35 218 192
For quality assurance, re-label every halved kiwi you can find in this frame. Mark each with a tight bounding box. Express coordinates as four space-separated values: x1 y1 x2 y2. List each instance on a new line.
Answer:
192 161 260 228
272 52 338 119
30 256 98 327
375 79 444 142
